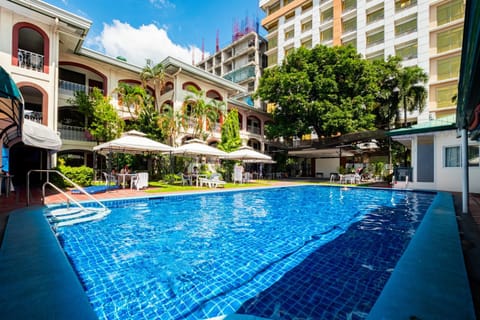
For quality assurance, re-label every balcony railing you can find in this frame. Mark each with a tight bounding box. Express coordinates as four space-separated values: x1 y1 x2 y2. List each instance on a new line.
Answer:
24 110 43 123
18 49 44 72
58 124 95 141
247 125 261 135
58 79 105 96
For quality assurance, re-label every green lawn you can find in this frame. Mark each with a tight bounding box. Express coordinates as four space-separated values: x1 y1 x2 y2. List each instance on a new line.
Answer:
145 180 277 193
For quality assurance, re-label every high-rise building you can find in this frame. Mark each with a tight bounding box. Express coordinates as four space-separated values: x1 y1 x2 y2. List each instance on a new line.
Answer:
259 0 465 123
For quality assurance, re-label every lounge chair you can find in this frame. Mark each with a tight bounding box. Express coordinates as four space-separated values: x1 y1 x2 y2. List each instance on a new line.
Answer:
199 173 226 188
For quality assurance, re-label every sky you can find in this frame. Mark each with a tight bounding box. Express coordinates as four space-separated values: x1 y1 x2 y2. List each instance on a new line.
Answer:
44 0 266 67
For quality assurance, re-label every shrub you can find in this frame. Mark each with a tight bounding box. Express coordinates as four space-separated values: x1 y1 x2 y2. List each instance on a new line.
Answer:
54 163 94 187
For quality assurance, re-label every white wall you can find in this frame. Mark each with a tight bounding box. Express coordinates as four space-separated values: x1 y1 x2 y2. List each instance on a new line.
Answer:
315 158 339 178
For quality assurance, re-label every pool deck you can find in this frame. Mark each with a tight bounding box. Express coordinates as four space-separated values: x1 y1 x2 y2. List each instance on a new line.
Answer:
0 182 478 319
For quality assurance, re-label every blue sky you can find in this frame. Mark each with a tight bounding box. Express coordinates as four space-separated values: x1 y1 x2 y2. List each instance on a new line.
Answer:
44 0 265 66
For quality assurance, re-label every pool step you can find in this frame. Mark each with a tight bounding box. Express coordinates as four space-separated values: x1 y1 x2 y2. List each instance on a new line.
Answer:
47 207 111 227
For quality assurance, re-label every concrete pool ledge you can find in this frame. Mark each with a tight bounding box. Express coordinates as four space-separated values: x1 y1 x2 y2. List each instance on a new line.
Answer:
367 192 476 320
0 206 97 320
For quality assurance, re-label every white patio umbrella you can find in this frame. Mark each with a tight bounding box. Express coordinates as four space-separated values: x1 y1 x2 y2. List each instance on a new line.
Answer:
224 146 274 163
93 130 173 155
172 139 228 157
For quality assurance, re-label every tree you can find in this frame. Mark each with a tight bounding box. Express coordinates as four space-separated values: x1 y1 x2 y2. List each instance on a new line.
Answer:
396 65 428 127
114 82 147 119
183 86 227 140
88 88 124 142
255 45 378 139
140 59 166 111
218 108 242 152
157 103 186 146
371 56 403 130
217 108 242 181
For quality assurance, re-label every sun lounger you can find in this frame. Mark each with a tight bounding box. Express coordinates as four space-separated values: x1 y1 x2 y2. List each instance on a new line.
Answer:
199 174 226 188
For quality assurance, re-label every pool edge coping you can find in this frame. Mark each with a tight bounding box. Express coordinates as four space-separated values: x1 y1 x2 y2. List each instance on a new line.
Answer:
367 191 476 319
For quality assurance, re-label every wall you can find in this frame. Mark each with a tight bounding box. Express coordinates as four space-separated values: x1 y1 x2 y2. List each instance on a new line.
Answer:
315 157 339 177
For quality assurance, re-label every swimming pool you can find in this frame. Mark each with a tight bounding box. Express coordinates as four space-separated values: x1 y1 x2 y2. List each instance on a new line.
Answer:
55 186 436 319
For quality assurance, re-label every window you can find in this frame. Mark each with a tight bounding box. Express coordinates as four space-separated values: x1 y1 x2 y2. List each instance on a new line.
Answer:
321 7 334 23
437 55 461 80
366 50 384 61
366 30 384 46
445 146 480 167
395 0 417 12
302 1 313 12
437 27 463 53
437 0 465 26
268 36 278 50
320 28 333 42
269 2 280 14
342 17 357 34
342 38 357 48
285 46 294 56
396 41 417 60
285 28 295 40
285 11 295 22
301 19 312 32
395 16 417 36
342 0 356 12
301 37 313 48
367 8 384 24
268 53 278 66
445 146 460 167
436 84 457 108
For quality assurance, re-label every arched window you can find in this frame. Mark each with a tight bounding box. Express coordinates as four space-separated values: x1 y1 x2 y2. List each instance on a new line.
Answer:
161 81 174 95
206 89 223 101
162 100 173 113
248 139 261 151
182 81 201 92
247 116 261 135
18 83 48 125
13 22 50 73
237 112 244 130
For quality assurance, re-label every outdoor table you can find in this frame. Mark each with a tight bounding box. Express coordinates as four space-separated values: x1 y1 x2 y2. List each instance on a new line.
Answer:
117 173 137 189
191 174 207 187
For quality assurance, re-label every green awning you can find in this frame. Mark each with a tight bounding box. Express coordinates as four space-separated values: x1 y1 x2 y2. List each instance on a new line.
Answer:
0 66 23 145
456 0 480 139
387 115 456 136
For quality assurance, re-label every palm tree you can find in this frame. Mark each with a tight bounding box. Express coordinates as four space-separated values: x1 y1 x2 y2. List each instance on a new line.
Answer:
140 59 166 111
183 86 226 140
158 103 186 146
396 66 428 127
114 82 147 118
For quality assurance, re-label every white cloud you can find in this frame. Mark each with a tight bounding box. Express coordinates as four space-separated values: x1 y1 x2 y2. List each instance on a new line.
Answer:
89 20 205 67
149 0 175 9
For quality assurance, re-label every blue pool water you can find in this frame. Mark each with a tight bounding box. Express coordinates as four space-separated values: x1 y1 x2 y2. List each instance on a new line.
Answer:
55 186 436 319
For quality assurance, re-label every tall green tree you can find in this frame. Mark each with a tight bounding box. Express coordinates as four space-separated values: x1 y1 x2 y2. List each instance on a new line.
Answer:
255 45 379 139
183 86 227 140
114 82 147 119
395 64 428 127
218 108 242 152
88 88 124 142
157 103 186 146
140 59 166 111
371 56 403 129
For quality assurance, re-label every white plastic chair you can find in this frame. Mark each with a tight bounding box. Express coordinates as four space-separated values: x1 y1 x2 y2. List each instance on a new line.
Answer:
131 172 148 190
103 172 117 186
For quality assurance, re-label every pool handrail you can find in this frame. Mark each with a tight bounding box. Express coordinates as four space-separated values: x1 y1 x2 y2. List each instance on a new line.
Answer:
26 169 108 213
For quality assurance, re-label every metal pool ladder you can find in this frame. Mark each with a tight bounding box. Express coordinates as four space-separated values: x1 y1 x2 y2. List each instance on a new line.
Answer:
27 169 111 227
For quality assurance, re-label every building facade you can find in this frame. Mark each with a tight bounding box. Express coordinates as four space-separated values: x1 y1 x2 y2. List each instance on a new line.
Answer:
196 29 272 152
259 0 464 123
0 0 269 184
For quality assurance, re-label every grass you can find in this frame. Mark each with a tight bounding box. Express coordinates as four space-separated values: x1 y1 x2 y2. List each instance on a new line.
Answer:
145 180 279 193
